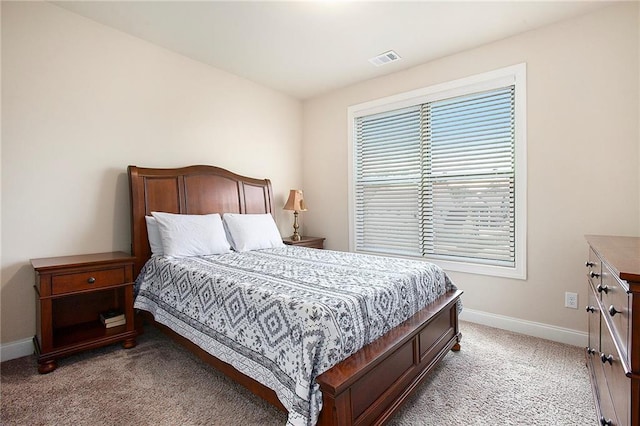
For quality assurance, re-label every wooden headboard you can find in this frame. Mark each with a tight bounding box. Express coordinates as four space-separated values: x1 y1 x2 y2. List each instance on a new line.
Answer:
128 165 274 276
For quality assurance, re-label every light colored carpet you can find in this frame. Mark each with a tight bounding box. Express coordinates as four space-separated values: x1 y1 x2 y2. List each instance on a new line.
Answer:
1 321 595 425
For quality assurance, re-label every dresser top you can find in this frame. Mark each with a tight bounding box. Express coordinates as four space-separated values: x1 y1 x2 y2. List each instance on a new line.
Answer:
586 235 640 283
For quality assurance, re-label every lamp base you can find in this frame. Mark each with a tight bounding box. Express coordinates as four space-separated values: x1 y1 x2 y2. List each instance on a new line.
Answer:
290 211 301 242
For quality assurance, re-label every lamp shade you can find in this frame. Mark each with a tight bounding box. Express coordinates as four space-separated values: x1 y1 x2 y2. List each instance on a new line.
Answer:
283 189 307 212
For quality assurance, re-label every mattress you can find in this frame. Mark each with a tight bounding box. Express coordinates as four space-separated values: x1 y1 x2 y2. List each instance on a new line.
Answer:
134 246 458 426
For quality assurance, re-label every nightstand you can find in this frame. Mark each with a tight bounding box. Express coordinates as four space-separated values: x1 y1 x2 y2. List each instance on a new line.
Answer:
283 236 325 249
31 251 137 374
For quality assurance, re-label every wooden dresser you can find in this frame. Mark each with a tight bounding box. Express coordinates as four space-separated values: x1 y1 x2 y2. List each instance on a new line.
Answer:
585 235 640 426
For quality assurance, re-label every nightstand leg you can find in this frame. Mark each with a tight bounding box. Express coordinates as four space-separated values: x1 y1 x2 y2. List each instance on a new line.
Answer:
122 338 137 349
38 359 57 374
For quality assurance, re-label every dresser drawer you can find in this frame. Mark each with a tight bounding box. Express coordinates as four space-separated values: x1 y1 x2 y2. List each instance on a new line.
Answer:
601 327 629 426
52 267 127 295
601 262 630 362
587 281 601 353
589 351 618 426
587 247 603 288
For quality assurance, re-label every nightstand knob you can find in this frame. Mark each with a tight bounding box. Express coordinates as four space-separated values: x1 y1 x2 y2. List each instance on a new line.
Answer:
608 305 620 317
87 277 96 284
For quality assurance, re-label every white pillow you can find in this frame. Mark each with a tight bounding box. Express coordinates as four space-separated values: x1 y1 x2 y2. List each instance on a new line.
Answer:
151 212 231 257
145 216 164 256
223 213 284 252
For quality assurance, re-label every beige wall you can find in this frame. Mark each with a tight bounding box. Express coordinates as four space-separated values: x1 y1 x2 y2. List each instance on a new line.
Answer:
1 2 302 343
2 2 638 347
302 3 640 333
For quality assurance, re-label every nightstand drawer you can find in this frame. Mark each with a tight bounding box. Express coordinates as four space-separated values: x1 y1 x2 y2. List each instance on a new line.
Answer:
291 240 323 249
283 236 325 249
52 267 126 295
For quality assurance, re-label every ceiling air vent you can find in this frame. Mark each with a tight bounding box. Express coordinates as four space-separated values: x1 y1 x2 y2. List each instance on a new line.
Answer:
368 50 401 67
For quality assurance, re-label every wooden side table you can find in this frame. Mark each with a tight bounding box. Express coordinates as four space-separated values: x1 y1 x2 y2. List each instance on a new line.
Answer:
31 251 137 373
283 236 325 249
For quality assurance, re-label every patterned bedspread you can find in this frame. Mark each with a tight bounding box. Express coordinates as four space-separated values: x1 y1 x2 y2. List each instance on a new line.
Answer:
134 246 458 426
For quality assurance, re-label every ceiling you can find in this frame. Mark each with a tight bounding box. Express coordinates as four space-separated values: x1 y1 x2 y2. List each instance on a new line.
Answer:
52 1 614 100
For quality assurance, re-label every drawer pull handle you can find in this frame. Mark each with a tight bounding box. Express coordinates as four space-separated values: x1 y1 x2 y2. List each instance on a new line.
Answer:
608 305 620 317
600 353 613 365
586 347 597 355
585 261 595 268
600 417 613 426
87 277 96 284
590 271 601 279
585 306 596 313
596 284 608 294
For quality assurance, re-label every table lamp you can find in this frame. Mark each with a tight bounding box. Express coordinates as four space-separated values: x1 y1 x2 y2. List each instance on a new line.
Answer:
283 189 307 241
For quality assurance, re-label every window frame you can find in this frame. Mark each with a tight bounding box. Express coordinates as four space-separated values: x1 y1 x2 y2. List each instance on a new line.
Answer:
347 63 527 279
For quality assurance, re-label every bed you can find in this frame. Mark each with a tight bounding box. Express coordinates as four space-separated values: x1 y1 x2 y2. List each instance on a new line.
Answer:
128 164 462 426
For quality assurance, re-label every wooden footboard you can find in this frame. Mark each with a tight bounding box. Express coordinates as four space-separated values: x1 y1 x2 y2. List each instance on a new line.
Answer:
317 289 462 425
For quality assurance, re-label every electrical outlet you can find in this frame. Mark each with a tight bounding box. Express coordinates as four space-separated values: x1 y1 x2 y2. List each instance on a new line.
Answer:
565 292 578 309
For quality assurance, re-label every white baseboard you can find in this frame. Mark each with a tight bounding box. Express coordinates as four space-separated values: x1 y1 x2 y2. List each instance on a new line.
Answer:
0 310 586 362
1 337 34 362
460 308 588 347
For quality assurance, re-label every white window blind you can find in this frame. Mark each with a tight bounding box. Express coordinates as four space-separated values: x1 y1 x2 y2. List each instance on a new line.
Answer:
355 106 422 256
354 85 516 267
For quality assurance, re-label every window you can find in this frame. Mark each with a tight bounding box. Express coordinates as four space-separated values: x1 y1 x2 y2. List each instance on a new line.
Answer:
348 64 526 279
